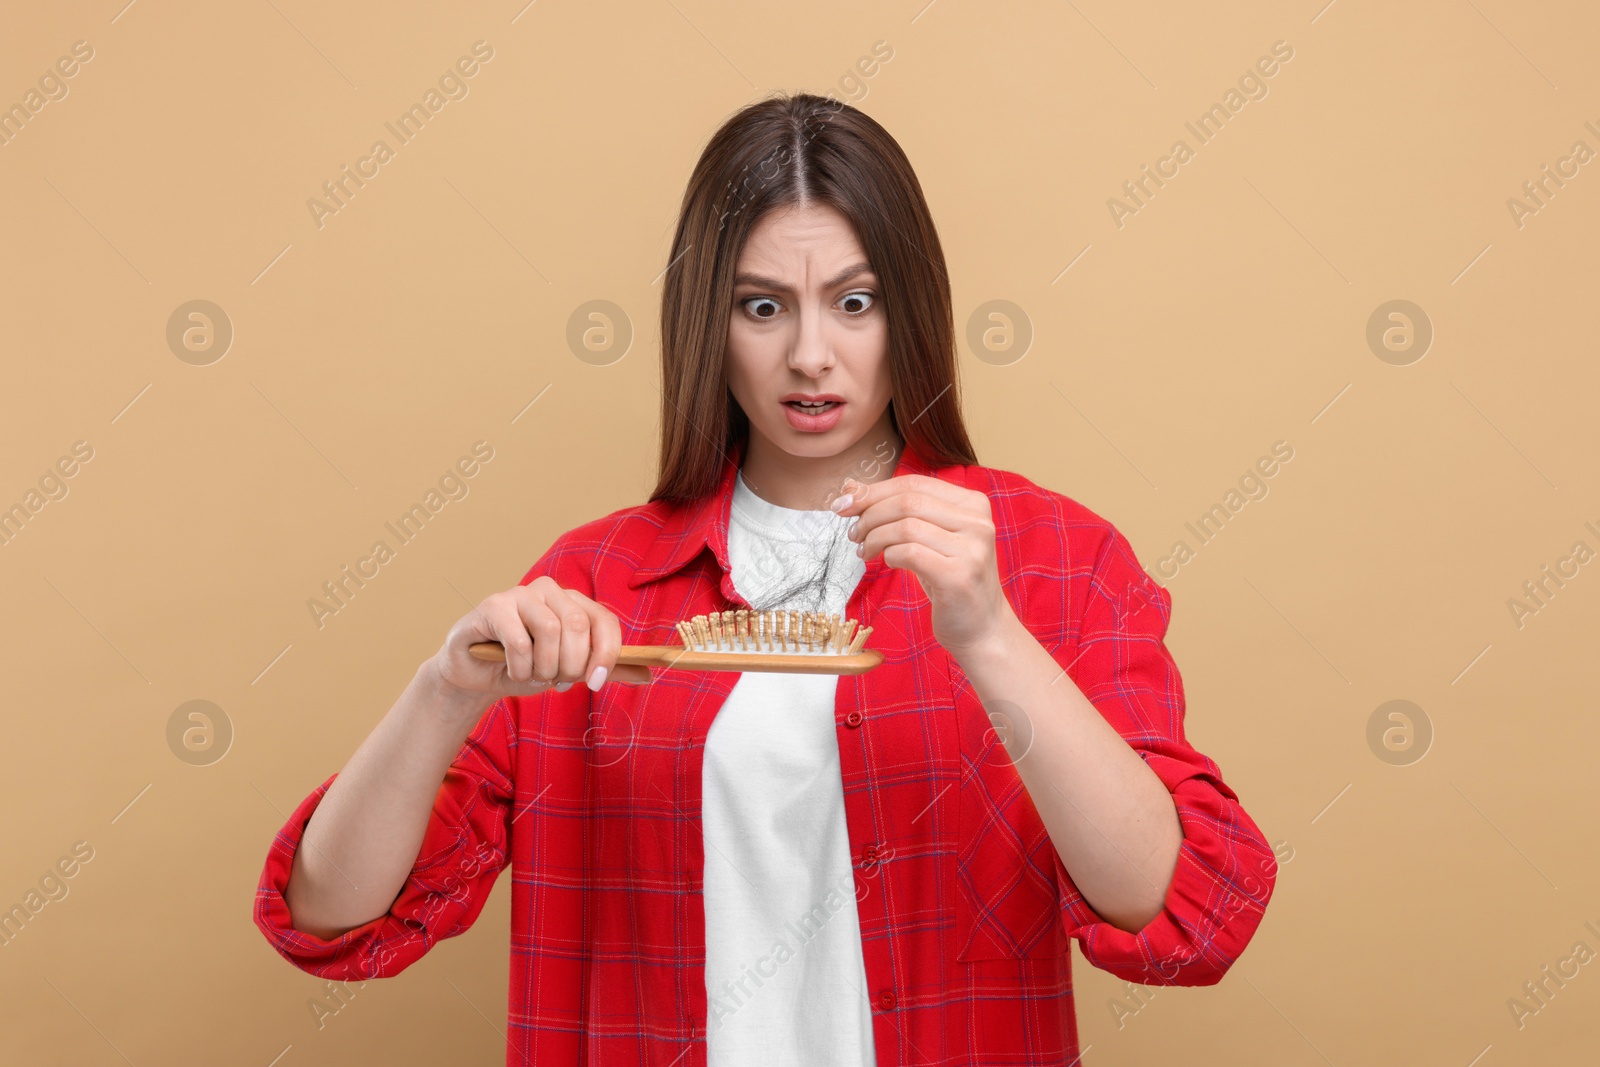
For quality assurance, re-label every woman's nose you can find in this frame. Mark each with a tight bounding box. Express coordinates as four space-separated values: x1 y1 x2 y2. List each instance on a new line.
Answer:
787 303 834 376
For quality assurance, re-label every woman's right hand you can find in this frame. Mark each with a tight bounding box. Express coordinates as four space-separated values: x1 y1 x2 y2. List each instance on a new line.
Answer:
430 576 655 699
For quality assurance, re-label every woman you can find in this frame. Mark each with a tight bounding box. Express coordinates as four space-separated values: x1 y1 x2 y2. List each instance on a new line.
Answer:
256 92 1276 1065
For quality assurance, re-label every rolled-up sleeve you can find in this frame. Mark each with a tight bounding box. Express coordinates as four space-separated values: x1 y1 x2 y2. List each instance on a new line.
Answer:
253 525 602 980
1050 522 1277 986
252 698 518 980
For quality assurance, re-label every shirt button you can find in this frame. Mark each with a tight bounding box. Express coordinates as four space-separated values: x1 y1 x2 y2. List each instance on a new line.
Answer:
844 710 863 728
877 989 896 1010
861 844 878 865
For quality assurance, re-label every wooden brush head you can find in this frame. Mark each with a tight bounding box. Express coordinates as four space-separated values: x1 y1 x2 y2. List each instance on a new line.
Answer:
466 607 883 675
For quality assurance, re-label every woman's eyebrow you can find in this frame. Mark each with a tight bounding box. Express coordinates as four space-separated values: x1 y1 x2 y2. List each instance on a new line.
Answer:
733 262 875 293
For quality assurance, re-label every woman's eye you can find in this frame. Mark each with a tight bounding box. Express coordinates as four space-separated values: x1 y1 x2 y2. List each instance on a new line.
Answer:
743 297 781 319
740 292 875 318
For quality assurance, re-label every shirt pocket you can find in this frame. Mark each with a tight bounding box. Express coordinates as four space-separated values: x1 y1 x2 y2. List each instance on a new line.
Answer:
949 677 1068 962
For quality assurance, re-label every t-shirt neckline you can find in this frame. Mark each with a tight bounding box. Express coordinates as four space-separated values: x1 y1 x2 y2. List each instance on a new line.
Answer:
730 468 847 541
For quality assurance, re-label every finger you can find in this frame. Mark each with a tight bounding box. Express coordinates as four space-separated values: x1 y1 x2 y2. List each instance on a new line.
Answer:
849 492 975 548
516 582 576 683
484 592 546 685
858 515 963 562
563 589 620 688
880 539 945 574
553 595 595 684
835 477 985 535
836 473 970 511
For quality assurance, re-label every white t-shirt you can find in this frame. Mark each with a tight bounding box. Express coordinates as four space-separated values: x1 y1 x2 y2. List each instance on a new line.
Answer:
701 469 877 1065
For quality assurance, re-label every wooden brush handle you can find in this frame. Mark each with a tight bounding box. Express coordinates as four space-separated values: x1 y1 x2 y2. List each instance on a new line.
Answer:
467 640 883 676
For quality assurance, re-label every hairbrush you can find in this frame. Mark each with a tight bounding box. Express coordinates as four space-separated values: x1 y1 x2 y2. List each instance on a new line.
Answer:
467 608 881 675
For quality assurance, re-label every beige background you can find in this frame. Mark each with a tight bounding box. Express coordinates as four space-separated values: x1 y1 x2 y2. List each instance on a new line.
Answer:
2 0 1596 1063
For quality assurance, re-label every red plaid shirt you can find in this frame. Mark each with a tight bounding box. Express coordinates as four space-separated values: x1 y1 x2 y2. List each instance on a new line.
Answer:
255 436 1276 1065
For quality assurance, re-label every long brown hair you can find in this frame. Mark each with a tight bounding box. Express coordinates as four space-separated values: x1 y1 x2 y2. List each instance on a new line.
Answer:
650 91 977 504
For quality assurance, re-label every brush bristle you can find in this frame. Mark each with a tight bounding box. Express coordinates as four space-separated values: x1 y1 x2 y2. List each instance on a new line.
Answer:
675 609 874 655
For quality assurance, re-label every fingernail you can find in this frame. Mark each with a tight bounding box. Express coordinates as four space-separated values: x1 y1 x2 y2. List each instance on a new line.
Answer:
830 493 853 513
587 665 608 691
556 682 573 692
847 518 859 539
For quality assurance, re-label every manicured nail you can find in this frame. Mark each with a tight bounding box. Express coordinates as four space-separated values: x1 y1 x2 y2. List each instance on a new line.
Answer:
587 665 608 691
847 519 859 540
830 493 853 513
556 682 573 692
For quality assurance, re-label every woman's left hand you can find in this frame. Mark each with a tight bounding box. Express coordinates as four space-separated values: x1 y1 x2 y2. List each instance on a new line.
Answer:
833 474 1018 659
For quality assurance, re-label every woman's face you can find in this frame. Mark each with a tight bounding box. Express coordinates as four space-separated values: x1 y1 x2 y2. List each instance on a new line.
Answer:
725 202 894 464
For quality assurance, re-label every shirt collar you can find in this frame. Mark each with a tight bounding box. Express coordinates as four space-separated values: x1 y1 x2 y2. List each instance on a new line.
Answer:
627 436 947 591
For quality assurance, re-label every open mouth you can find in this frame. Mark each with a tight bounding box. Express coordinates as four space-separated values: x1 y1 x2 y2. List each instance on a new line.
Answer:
784 400 840 414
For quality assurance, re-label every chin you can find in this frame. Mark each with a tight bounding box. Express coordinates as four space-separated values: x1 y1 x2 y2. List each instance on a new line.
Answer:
760 421 857 459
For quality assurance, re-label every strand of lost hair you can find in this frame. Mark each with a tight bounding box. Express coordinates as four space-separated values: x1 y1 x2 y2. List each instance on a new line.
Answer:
746 519 855 616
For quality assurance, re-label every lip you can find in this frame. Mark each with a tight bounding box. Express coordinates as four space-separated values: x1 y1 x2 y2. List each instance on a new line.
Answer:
780 393 845 403
781 397 845 433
